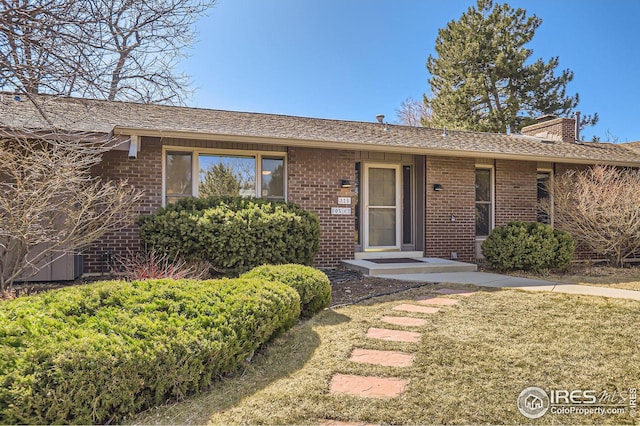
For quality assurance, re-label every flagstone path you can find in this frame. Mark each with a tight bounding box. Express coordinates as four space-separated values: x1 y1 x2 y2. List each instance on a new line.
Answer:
325 288 477 423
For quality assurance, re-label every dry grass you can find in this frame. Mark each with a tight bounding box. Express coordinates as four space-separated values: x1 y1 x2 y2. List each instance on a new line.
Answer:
129 285 639 425
524 264 640 291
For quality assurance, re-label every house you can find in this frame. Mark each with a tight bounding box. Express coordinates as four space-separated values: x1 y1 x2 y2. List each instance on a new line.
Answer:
524 394 544 410
2 93 640 277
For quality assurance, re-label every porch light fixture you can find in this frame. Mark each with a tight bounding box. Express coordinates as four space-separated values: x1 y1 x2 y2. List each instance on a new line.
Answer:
340 179 352 188
433 183 444 191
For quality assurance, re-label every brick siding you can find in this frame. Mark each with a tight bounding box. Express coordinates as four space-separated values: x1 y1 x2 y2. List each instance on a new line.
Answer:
495 159 537 225
521 117 576 143
84 137 162 273
287 147 355 266
82 135 604 275
425 156 476 262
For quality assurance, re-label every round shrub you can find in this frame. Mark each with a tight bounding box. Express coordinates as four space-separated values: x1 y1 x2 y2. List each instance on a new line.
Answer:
0 278 300 424
137 196 320 276
242 264 331 317
481 221 575 272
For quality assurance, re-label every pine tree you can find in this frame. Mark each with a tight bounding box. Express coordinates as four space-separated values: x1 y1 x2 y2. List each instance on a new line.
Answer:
426 0 596 134
200 164 241 197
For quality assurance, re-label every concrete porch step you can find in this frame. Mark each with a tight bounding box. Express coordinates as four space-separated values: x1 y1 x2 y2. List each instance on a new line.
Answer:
341 257 477 276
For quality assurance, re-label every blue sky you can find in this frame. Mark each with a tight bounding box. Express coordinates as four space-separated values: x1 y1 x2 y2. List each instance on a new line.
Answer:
180 0 640 142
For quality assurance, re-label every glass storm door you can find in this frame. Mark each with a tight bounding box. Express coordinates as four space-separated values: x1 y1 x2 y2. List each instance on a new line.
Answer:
364 164 401 250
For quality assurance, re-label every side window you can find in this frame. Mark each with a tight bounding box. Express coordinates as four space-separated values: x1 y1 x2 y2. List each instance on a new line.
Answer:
165 152 192 204
475 168 493 237
261 157 285 200
537 171 552 224
354 162 361 244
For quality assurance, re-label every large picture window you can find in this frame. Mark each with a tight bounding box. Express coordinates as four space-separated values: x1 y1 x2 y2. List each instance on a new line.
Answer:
164 149 285 205
475 168 493 237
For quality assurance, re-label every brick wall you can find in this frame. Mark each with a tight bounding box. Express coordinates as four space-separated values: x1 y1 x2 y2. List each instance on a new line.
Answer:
85 142 354 273
288 147 355 266
84 137 162 273
81 135 602 273
425 156 476 262
495 159 537 225
521 117 576 143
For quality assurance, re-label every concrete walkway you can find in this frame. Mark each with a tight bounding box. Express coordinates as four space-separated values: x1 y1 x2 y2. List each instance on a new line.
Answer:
378 271 640 301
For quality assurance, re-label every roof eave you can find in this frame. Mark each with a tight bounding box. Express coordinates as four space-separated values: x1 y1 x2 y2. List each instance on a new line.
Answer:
112 126 640 168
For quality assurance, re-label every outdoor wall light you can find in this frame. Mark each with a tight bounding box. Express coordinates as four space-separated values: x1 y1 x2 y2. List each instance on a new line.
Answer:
340 179 352 188
433 183 444 191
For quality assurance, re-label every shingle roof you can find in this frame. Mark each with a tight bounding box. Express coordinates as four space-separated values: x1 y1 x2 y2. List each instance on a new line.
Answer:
2 93 640 166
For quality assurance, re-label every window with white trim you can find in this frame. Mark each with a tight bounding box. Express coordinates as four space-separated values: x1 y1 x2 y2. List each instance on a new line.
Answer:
164 149 286 205
475 168 493 237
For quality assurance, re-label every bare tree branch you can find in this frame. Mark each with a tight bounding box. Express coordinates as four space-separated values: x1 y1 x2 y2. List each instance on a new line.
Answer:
0 130 142 290
541 166 640 266
395 96 432 127
1 0 214 104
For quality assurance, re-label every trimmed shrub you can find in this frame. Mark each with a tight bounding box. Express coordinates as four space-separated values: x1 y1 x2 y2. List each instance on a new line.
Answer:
481 221 575 272
242 264 331 317
137 197 320 276
0 278 300 424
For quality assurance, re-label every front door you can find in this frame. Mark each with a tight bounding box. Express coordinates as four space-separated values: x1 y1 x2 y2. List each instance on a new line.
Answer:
363 164 401 250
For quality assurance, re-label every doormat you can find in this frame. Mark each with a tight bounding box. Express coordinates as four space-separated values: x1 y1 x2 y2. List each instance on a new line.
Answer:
366 258 425 264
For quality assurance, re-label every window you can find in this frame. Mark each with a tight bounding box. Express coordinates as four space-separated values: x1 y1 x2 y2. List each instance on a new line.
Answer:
402 165 413 245
164 149 285 205
165 152 192 204
261 157 285 199
537 171 552 224
354 162 361 244
199 154 255 198
475 168 493 237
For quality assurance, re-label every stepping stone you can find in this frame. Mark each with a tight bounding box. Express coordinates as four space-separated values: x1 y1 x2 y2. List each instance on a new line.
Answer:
367 327 421 343
415 296 459 306
350 348 414 367
435 288 476 296
330 374 408 399
319 420 377 426
381 315 427 327
393 304 440 314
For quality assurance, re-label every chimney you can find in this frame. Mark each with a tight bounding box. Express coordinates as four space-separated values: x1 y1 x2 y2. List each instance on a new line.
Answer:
521 115 578 143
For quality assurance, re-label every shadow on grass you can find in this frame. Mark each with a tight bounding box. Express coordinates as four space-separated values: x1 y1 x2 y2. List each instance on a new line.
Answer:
128 309 351 425
353 283 498 307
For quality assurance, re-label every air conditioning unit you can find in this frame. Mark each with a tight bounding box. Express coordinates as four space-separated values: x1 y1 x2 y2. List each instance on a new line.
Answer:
16 251 84 282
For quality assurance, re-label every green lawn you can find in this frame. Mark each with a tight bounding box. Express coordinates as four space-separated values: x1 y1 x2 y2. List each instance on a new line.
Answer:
130 285 639 425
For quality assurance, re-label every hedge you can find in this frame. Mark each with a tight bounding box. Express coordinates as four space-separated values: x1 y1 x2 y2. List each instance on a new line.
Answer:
0 278 300 424
481 221 575 272
242 264 331 317
137 196 321 276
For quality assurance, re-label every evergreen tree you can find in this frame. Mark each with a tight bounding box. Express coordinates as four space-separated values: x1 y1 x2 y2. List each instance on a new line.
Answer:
426 0 597 134
200 164 241 197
